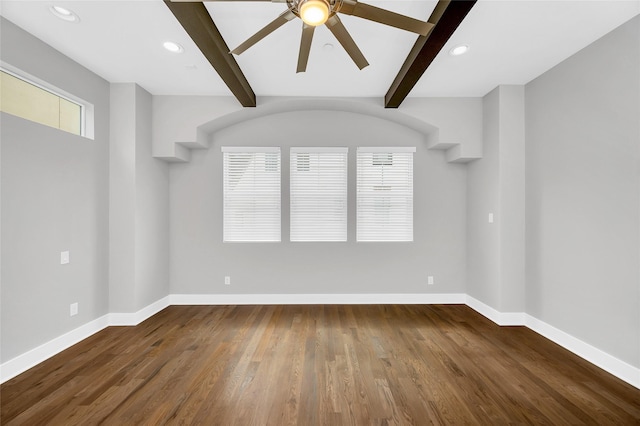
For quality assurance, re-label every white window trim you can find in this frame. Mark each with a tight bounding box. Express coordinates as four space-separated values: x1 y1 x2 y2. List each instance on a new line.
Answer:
357 147 417 153
221 146 281 153
290 147 349 154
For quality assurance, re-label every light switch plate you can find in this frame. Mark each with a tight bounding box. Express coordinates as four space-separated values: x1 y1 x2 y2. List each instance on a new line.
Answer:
61 251 70 264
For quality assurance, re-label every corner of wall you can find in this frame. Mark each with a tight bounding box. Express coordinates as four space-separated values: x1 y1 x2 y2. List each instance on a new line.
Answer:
110 83 171 314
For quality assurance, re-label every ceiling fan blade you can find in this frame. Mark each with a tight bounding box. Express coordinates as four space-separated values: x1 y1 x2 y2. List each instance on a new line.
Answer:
230 10 296 55
297 24 315 73
341 1 433 36
325 15 369 70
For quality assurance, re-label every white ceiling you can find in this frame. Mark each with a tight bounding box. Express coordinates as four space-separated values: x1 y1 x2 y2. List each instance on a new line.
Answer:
1 0 639 99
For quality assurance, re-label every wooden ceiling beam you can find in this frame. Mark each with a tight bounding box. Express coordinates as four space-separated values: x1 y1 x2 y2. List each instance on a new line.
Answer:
164 0 256 107
384 0 477 108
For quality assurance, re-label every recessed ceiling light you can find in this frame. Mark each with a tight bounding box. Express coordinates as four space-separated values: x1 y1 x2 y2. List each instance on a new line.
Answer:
163 41 184 53
449 44 469 56
49 5 79 22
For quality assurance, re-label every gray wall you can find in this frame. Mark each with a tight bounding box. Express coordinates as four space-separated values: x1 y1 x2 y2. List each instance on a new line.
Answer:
134 85 170 309
1 18 110 362
467 88 501 308
400 97 484 160
525 15 640 367
109 84 137 312
110 83 170 313
497 86 525 313
170 110 467 294
467 85 526 313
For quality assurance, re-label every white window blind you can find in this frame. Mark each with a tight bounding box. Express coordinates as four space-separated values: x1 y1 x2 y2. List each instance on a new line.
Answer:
357 147 415 242
290 147 348 242
222 147 281 242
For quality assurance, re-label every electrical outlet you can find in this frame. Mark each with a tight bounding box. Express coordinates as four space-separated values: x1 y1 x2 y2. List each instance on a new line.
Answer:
70 302 78 316
224 276 231 285
488 213 494 224
61 251 70 264
427 276 434 285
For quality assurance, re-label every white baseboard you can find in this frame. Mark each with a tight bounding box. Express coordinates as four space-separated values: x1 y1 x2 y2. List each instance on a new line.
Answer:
3 293 638 390
524 314 640 389
0 296 171 384
169 293 466 306
464 296 639 390
108 296 171 326
465 296 526 326
0 314 110 384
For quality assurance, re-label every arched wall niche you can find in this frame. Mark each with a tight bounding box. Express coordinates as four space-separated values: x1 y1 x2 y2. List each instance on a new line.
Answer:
191 98 440 149
154 97 482 163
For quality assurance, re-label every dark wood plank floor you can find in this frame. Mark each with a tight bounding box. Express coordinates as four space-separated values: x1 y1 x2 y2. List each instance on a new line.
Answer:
2 304 639 425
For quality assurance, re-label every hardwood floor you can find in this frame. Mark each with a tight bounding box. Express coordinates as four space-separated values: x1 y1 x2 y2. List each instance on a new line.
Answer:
2 304 639 425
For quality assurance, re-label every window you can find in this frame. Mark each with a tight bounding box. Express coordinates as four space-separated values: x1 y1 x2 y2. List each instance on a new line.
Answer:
357 147 415 242
222 147 281 242
290 147 348 242
0 68 84 136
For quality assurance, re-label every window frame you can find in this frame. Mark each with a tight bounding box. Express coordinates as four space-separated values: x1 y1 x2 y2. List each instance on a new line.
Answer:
289 147 349 242
356 147 416 242
0 63 93 139
222 146 282 243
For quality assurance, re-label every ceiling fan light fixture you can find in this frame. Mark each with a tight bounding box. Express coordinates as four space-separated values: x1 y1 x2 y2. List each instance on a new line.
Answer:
299 0 330 27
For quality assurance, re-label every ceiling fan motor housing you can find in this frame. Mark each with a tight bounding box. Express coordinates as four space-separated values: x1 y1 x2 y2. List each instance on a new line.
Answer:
288 0 350 18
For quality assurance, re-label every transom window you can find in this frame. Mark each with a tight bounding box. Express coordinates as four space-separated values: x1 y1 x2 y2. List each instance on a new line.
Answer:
0 68 85 137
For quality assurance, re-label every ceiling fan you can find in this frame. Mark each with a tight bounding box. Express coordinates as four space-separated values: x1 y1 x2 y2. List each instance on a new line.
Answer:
174 0 434 73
